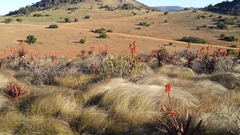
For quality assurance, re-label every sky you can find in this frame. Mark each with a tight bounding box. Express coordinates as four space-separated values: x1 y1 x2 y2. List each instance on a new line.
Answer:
0 0 228 16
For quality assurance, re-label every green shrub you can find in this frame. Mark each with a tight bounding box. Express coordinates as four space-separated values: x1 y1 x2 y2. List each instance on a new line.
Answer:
169 42 173 46
227 49 237 55
5 18 13 23
33 13 43 17
217 22 228 29
107 29 113 32
16 18 22 22
164 20 168 23
26 35 37 44
64 18 71 23
220 34 226 38
84 15 90 19
74 18 78 22
193 9 198 12
218 16 223 19
230 45 238 48
93 28 106 33
223 36 238 42
79 39 86 44
179 36 206 44
164 11 168 15
49 24 59 29
99 33 107 38
139 22 151 27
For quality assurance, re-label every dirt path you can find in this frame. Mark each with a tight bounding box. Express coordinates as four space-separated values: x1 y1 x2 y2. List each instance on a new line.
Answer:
0 21 239 51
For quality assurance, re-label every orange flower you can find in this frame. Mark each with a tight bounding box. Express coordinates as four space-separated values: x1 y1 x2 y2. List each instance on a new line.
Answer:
30 59 35 65
165 83 172 93
10 72 13 76
160 104 167 112
170 110 176 116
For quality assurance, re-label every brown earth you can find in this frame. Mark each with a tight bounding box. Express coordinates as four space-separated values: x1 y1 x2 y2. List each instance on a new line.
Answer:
0 9 239 56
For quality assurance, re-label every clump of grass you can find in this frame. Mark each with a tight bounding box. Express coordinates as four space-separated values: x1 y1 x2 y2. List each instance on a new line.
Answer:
48 24 59 29
139 22 151 27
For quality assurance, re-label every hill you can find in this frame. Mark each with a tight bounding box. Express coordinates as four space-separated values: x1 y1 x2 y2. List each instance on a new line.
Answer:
6 0 152 16
203 0 240 15
153 6 184 12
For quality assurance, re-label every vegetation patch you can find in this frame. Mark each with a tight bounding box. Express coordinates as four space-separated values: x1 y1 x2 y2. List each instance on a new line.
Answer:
48 24 59 29
179 37 207 44
139 22 151 27
26 35 37 44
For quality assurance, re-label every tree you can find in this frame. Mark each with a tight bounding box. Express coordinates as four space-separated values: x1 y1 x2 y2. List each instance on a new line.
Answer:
26 35 37 44
64 18 71 23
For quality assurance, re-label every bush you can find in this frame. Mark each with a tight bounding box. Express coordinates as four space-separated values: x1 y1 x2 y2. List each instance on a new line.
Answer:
84 15 90 19
217 22 228 29
223 36 238 42
227 49 237 55
99 33 107 38
220 34 226 38
107 29 113 32
33 13 43 17
179 36 206 44
238 24 240 27
164 11 168 15
79 39 86 44
49 24 59 29
74 18 78 22
64 18 71 23
193 9 198 12
93 28 106 33
169 42 173 46
230 45 238 48
5 18 13 23
26 35 37 44
139 22 151 27
16 18 22 22
164 20 168 23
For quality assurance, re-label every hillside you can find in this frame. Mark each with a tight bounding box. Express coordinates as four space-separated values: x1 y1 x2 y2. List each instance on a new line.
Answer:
203 0 240 15
6 0 152 16
153 6 184 12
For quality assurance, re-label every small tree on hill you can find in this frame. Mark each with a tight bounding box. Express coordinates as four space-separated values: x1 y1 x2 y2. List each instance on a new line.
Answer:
26 35 37 44
64 18 71 23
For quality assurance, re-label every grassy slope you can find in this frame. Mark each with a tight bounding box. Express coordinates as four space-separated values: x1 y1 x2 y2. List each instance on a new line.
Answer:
0 6 240 135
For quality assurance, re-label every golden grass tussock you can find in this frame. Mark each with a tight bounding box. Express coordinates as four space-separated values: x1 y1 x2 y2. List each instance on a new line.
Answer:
24 87 84 119
155 65 195 79
70 106 109 134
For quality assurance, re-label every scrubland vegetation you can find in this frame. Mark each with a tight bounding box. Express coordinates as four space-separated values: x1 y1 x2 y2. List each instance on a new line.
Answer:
0 40 239 135
0 0 240 134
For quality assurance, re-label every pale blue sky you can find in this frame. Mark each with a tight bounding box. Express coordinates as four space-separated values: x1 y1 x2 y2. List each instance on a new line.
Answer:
0 0 227 15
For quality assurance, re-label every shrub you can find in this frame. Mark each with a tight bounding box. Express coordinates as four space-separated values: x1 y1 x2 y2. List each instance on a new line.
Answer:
217 22 228 29
26 35 37 44
164 11 168 15
223 36 238 42
107 29 113 32
93 28 106 33
179 37 206 44
193 9 198 12
139 22 151 27
64 17 71 23
218 16 223 19
49 24 59 29
238 24 240 27
84 15 90 19
74 18 78 22
164 20 168 23
33 13 43 17
133 12 137 16
227 49 237 55
99 33 107 38
80 39 86 44
169 42 173 46
5 18 13 23
230 45 238 48
16 18 22 22
220 34 226 38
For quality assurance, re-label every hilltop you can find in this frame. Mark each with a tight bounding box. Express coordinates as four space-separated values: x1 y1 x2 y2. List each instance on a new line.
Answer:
6 0 152 16
203 0 240 15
